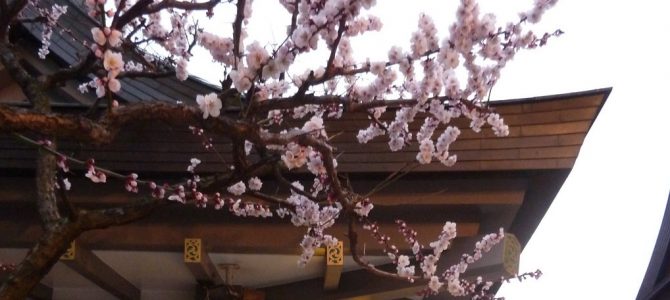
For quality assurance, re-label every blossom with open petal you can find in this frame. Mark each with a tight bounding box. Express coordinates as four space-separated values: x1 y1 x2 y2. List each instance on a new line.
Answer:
227 181 246 196
103 50 124 77
107 78 121 92
428 276 443 293
248 177 262 191
196 93 222 119
107 29 122 47
91 27 106 45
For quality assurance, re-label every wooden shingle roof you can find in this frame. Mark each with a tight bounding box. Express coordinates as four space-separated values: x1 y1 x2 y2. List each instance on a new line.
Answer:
19 0 218 105
0 88 610 174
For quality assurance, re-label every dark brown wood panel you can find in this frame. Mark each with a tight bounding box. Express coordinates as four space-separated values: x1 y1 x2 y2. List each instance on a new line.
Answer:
0 219 480 255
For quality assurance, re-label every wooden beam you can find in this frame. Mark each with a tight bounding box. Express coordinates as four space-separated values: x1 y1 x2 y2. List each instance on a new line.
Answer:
184 238 224 284
0 216 481 255
262 234 521 300
0 192 486 255
184 238 231 300
0 269 52 300
60 241 140 300
323 241 344 291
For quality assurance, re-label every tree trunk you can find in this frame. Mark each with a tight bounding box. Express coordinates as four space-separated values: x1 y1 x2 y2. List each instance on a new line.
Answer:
0 220 80 299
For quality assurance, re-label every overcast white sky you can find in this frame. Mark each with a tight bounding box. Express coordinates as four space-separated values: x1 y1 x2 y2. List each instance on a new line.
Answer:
191 1 670 298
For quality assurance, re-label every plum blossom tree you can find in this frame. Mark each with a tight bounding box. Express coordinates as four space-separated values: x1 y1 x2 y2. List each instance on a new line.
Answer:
0 0 559 298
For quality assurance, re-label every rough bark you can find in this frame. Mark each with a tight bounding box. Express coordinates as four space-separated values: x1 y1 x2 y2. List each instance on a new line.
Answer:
0 220 81 300
36 148 61 228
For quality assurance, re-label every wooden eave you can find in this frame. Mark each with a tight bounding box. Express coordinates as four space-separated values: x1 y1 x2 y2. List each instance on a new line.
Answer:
0 0 613 296
0 88 610 174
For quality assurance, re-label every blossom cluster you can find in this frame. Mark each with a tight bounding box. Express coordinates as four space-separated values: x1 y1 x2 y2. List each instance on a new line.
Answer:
37 4 68 59
284 182 341 266
427 228 505 296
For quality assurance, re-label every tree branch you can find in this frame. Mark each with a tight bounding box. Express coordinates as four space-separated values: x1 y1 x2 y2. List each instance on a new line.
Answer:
347 217 420 282
56 172 78 221
78 197 166 230
0 42 44 105
44 53 97 88
114 0 152 29
117 69 175 79
272 165 323 203
146 0 221 14
0 220 81 299
246 191 294 207
254 94 418 113
36 145 61 228
231 0 245 66
324 17 347 76
0 102 249 145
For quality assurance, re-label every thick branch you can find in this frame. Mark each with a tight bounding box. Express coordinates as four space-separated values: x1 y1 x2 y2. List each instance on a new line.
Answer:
324 17 347 76
0 102 249 145
0 220 81 299
254 94 417 113
117 70 175 79
44 53 97 88
114 0 152 28
256 129 347 204
0 42 44 104
231 0 245 64
78 198 166 230
36 147 61 227
298 134 347 203
145 0 221 14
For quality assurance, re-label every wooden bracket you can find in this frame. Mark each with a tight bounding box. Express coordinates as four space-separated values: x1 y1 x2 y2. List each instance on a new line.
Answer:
324 241 344 291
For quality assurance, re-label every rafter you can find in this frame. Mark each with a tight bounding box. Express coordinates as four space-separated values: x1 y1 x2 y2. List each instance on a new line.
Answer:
60 241 140 300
